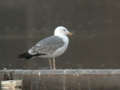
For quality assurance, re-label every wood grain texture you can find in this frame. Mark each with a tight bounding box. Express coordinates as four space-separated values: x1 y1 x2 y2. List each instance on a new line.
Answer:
0 69 120 90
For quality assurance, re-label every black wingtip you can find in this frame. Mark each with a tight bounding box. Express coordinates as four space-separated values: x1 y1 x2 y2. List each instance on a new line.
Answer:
18 52 33 59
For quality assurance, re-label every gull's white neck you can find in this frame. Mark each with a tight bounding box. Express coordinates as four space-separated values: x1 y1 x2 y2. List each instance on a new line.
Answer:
54 34 69 48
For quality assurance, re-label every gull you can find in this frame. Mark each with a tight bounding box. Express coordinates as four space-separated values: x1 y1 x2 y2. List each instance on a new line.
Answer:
18 26 72 69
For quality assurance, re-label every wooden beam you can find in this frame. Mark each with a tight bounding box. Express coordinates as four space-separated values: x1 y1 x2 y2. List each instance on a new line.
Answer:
0 69 120 90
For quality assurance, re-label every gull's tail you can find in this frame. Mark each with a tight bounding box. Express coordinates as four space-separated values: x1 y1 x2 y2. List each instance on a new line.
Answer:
18 52 33 59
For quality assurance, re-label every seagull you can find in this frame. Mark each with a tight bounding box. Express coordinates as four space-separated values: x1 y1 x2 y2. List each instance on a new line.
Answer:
18 26 72 69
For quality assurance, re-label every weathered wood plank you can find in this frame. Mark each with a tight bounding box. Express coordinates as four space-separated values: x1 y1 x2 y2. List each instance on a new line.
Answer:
1 80 22 90
0 69 120 90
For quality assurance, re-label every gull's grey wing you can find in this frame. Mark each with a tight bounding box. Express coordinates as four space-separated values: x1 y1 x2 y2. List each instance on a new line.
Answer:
29 36 64 55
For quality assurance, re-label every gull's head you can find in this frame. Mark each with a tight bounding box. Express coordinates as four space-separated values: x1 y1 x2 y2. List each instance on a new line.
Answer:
54 26 72 37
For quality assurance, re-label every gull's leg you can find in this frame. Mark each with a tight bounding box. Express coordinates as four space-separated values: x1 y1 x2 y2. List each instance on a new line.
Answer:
49 59 52 69
53 57 56 70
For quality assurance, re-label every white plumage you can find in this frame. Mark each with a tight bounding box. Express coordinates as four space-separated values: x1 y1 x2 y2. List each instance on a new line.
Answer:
19 26 72 69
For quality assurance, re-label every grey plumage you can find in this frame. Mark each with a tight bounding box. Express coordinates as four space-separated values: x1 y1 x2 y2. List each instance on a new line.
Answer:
29 36 65 55
18 26 71 69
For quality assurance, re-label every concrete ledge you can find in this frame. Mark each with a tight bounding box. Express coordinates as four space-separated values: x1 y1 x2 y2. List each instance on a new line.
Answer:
0 69 120 90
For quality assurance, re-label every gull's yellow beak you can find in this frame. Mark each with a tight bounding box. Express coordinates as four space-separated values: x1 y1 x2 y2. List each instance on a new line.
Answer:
68 32 72 36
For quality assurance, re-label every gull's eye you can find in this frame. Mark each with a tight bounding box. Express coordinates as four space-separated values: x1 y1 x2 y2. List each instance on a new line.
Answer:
63 29 66 31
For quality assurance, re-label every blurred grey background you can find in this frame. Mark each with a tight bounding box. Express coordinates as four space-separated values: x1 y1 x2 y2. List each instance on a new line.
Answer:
0 0 120 69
